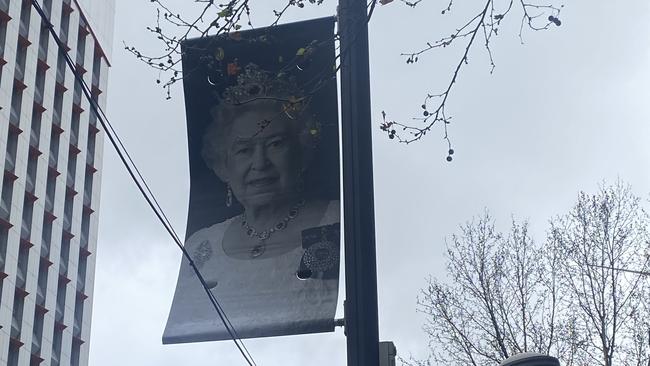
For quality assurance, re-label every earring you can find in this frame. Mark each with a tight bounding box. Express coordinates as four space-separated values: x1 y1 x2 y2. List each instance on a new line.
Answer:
226 184 233 207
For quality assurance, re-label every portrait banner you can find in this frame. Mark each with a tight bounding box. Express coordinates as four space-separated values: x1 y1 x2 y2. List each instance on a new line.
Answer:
163 17 340 343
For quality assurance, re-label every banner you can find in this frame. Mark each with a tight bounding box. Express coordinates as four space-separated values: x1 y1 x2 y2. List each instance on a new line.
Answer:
163 17 340 343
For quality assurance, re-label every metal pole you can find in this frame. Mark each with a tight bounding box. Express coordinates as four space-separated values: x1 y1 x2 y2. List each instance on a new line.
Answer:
338 0 380 364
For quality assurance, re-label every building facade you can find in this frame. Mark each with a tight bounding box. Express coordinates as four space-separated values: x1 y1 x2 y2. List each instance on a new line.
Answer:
0 0 114 365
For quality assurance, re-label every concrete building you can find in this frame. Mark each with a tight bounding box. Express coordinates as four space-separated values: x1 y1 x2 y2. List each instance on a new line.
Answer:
0 0 114 364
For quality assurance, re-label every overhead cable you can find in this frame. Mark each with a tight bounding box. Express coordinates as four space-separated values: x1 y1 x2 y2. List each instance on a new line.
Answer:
29 1 257 364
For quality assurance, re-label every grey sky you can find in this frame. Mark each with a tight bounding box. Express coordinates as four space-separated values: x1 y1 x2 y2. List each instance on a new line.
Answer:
89 0 650 365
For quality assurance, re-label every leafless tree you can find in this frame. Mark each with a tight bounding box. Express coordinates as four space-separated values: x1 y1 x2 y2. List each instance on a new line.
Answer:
404 212 566 366
549 182 650 366
128 0 563 160
410 182 650 366
627 301 650 366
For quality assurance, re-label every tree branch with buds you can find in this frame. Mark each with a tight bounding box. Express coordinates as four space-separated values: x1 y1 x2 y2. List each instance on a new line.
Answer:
129 0 563 160
380 0 562 161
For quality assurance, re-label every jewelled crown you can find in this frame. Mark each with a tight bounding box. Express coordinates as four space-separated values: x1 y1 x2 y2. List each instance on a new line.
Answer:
218 63 321 139
222 63 309 112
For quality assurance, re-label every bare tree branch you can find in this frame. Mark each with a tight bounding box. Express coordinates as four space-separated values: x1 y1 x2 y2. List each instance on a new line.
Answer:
413 182 650 365
380 0 562 161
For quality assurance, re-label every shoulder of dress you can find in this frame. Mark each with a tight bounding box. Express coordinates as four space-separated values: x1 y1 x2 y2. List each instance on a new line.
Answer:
184 216 239 248
321 199 341 226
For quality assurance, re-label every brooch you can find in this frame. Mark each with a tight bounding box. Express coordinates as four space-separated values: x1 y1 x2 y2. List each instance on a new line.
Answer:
192 240 213 270
303 240 339 272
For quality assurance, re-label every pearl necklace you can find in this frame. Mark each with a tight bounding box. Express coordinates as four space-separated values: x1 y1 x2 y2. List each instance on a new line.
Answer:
241 199 306 258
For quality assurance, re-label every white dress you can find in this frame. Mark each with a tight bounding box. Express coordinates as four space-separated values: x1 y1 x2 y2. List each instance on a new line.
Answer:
163 200 340 343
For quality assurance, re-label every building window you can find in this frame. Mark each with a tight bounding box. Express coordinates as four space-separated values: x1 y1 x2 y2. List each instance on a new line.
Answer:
80 210 90 251
2 130 18 223
34 65 46 107
55 52 66 89
38 22 49 64
63 192 73 233
41 212 53 257
0 226 8 272
70 111 81 149
77 252 87 292
42 0 53 18
20 195 34 243
36 256 49 306
5 128 19 174
0 14 8 85
49 128 60 170
51 327 63 366
8 341 20 366
15 40 28 86
71 341 81 366
30 107 42 149
0 169 13 223
53 88 64 126
76 21 86 69
82 172 92 211
16 236 30 288
66 154 77 191
72 263 86 361
84 130 97 173
26 152 38 195
45 170 56 214
73 82 83 112
59 4 70 46
10 88 23 129
11 288 25 339
18 0 31 41
0 227 6 305
55 277 68 323
32 308 45 356
60 237 70 276
91 46 101 91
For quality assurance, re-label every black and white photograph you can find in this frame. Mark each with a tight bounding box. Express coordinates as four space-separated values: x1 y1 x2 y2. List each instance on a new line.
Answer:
163 18 341 343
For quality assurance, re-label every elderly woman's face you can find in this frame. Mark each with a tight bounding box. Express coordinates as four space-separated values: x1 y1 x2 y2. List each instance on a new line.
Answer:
223 108 303 208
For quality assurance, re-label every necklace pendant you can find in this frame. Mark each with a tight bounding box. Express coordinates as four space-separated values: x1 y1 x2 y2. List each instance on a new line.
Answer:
258 231 271 240
250 243 266 258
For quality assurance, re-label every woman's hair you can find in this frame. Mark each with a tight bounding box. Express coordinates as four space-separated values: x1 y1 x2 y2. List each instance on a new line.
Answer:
201 98 320 181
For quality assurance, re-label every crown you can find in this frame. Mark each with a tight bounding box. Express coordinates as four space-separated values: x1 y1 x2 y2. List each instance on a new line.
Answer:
222 63 309 111
219 63 320 138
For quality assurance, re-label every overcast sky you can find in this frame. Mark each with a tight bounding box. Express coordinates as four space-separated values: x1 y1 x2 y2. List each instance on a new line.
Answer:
88 1 650 365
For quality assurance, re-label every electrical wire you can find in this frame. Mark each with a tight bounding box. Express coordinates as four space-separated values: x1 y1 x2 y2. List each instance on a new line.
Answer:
29 1 257 364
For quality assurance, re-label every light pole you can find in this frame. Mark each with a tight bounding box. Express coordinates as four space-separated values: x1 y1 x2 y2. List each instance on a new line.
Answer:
338 0 380 365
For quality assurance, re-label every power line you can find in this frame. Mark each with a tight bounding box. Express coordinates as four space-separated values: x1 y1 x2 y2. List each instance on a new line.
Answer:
587 253 650 277
29 1 257 364
587 263 650 277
